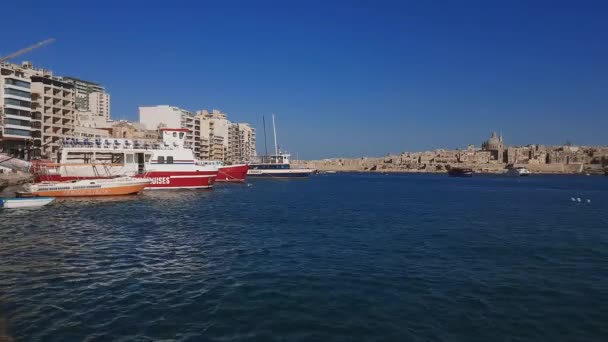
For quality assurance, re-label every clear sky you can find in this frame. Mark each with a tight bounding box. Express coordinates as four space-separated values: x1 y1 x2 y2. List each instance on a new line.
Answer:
3 0 608 159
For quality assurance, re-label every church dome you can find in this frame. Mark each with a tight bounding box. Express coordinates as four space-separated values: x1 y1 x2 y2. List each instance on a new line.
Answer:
483 132 504 150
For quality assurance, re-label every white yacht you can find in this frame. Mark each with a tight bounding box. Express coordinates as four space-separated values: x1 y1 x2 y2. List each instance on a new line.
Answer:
506 166 531 176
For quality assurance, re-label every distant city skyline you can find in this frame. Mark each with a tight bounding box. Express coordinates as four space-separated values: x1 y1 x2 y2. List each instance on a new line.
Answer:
3 0 608 159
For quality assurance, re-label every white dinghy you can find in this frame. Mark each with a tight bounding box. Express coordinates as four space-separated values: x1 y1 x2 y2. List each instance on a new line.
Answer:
0 197 55 209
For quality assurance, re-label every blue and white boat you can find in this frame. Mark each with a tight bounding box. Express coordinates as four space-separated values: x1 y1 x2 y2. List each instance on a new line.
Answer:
248 154 316 178
0 197 55 209
247 114 316 178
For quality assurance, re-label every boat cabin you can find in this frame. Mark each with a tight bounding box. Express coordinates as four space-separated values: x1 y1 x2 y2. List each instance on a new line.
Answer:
250 154 292 170
43 128 198 178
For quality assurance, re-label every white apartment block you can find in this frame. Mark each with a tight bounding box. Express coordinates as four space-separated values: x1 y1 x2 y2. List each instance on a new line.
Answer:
88 91 110 120
0 62 36 158
63 77 110 120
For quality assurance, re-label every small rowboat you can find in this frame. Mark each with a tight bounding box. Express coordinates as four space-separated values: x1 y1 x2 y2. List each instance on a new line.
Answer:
0 197 55 209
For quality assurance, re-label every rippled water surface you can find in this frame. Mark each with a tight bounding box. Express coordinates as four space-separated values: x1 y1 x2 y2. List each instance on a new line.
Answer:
1 174 608 341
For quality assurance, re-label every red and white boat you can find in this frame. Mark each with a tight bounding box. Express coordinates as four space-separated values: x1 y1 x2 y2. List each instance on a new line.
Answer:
197 160 249 182
33 128 218 189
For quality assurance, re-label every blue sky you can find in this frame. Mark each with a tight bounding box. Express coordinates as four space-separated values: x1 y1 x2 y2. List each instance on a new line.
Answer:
3 0 608 158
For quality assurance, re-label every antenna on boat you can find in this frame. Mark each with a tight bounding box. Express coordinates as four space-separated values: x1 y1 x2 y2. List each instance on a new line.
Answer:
272 114 278 156
262 115 268 157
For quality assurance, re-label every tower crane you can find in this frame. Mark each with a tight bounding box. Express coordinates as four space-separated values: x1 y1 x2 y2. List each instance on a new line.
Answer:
0 38 55 62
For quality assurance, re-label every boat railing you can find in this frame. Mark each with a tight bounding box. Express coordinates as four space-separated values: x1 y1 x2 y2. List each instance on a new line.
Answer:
60 138 191 151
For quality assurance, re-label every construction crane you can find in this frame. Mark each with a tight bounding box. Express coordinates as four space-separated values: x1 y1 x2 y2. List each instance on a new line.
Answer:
0 38 55 62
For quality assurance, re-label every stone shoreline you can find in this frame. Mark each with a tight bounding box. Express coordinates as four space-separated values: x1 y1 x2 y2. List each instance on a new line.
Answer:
294 160 607 175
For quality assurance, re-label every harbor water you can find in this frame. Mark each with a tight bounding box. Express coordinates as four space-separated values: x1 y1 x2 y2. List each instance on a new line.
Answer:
1 174 607 341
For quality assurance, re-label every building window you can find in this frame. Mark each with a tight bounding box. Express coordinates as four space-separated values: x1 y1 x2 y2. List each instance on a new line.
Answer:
5 78 30 88
3 128 31 137
3 118 31 127
4 88 31 98
4 108 31 117
5 98 31 108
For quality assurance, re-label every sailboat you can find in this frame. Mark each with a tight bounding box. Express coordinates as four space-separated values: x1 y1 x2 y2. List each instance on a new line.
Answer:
247 115 316 178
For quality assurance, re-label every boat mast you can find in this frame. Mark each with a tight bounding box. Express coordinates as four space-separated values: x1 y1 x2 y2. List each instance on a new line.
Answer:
262 115 268 157
272 114 278 156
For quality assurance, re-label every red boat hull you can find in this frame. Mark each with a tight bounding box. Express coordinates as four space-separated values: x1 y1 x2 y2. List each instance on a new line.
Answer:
35 170 217 189
216 164 249 182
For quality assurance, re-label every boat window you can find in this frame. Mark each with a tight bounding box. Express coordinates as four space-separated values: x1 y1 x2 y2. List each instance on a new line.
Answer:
126 154 134 164
145 154 152 162
158 156 165 164
167 156 174 164
95 152 114 163
111 153 124 164
66 152 93 164
179 132 184 139
173 132 177 137
57 152 62 163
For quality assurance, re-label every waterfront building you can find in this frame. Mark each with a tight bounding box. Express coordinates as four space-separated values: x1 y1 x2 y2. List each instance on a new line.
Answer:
0 62 36 158
30 75 76 157
235 123 256 162
196 109 256 163
197 109 230 162
63 77 110 120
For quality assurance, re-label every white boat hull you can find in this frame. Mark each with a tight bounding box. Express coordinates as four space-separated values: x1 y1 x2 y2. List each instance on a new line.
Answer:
1 197 55 209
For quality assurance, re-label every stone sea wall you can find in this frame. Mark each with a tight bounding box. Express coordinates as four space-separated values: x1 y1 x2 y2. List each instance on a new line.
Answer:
294 158 599 174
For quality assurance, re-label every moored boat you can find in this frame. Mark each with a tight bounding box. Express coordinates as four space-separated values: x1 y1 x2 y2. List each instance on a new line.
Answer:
32 128 217 190
506 166 531 176
248 114 316 178
447 167 474 177
197 161 249 182
248 154 316 178
1 197 54 209
18 177 150 197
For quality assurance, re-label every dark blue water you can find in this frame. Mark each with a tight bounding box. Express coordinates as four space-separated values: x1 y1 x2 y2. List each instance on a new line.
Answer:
1 174 607 341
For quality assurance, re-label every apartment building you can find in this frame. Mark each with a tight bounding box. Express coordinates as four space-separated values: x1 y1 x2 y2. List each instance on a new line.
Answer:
88 91 111 120
30 75 76 157
0 62 36 158
196 109 230 161
236 123 256 162
196 109 256 163
63 77 110 120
